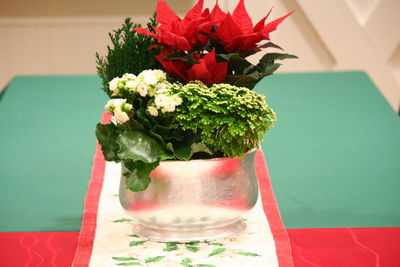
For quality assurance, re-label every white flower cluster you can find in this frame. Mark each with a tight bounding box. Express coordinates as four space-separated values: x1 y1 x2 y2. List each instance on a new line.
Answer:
152 94 183 114
108 69 168 97
105 98 132 125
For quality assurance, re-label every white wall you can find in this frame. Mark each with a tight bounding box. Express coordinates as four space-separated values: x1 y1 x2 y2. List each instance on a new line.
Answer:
1 0 399 111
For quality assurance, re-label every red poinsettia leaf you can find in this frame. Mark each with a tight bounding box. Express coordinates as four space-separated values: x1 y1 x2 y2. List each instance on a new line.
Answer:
202 7 210 17
210 61 228 84
159 31 192 51
134 27 159 39
155 56 189 82
226 33 262 52
156 0 180 25
253 8 272 33
187 60 212 84
262 10 295 39
232 0 253 34
202 48 217 66
210 0 227 22
214 13 243 45
183 0 204 25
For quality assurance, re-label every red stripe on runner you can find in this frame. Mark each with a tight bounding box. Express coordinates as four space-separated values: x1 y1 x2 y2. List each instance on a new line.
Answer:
0 231 79 267
72 144 106 266
256 150 294 267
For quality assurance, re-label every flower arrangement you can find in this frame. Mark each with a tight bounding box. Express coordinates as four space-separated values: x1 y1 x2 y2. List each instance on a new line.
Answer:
96 0 296 192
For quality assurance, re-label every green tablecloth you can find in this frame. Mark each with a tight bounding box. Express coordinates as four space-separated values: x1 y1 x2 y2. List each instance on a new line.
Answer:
0 76 107 232
1 72 399 233
255 71 400 228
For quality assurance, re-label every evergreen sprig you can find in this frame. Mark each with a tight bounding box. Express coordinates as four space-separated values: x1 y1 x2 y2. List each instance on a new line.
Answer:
96 15 161 97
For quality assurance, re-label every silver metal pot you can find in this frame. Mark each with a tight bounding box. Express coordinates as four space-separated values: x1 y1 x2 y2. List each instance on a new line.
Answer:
119 150 258 242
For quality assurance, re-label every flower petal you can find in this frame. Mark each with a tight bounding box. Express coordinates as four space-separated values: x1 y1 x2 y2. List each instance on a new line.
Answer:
159 31 192 50
262 10 295 39
214 13 243 46
134 27 159 39
187 60 212 84
210 0 227 22
253 8 272 33
232 0 253 34
183 0 204 25
156 0 180 25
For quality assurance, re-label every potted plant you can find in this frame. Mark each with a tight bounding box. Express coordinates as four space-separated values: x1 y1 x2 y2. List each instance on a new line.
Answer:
96 0 296 242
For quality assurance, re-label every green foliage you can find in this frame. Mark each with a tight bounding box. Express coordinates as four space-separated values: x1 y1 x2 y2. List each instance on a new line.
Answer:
112 218 133 223
219 51 298 89
207 248 227 257
129 240 146 246
96 16 162 97
95 123 120 161
174 82 276 157
145 256 165 263
234 251 261 257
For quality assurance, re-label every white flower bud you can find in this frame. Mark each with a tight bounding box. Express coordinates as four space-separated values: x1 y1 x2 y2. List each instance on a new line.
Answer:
147 106 159 116
113 111 130 124
139 70 158 85
125 80 138 91
105 98 129 112
137 84 148 97
122 73 136 80
172 95 182 105
109 77 120 92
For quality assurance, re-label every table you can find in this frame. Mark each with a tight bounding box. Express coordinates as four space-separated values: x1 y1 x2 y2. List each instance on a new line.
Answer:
1 72 399 266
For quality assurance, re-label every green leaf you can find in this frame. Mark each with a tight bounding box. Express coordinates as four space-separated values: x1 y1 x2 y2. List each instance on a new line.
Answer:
207 242 223 246
258 53 298 65
112 218 133 223
145 256 165 263
208 248 227 257
181 258 193 264
258 42 283 50
128 234 139 238
190 143 212 155
234 252 261 257
218 53 252 74
117 131 166 163
186 245 200 253
116 262 143 266
163 242 179 251
186 241 200 245
181 258 194 266
163 245 179 251
225 74 258 89
123 160 158 192
196 265 216 267
95 123 120 161
112 256 140 261
174 144 192 160
129 240 146 246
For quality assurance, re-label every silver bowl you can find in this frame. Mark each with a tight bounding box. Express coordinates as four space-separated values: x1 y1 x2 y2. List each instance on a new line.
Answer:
119 150 258 242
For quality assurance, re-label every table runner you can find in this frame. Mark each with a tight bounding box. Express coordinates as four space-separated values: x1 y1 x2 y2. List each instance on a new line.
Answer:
72 116 294 266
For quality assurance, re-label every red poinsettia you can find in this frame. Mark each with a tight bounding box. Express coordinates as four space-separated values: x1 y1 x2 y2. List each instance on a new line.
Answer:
135 0 209 50
156 48 227 85
135 0 294 85
211 1 294 52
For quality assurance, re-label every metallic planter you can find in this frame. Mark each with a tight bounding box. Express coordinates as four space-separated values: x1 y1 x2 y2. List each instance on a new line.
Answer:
119 150 258 242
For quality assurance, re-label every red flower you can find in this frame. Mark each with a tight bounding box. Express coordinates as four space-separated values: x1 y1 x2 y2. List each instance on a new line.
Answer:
212 0 295 52
135 0 209 50
156 48 227 85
